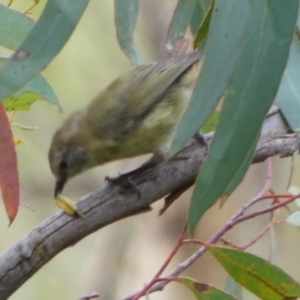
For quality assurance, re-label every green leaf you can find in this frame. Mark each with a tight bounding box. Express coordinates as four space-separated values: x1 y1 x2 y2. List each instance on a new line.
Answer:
0 3 34 50
168 0 251 160
219 132 259 205
201 111 219 134
287 186 300 207
286 212 300 228
193 0 214 48
190 0 212 35
178 277 237 300
187 0 298 232
276 32 300 131
3 92 49 111
0 58 62 111
0 0 89 103
167 0 197 46
114 0 142 66
209 246 300 300
225 276 243 300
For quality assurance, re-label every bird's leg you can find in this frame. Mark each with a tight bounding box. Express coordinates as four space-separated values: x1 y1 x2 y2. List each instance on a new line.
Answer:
128 149 165 175
105 150 165 196
106 131 208 200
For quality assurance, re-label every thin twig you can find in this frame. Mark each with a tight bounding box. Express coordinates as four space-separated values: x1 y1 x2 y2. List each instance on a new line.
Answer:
236 194 299 224
142 194 299 296
128 227 186 300
286 155 295 191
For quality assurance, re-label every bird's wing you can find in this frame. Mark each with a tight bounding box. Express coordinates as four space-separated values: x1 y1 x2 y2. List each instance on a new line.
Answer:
129 51 202 120
87 51 202 142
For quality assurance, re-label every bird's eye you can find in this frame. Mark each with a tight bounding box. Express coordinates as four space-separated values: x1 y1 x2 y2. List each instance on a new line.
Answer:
59 160 68 169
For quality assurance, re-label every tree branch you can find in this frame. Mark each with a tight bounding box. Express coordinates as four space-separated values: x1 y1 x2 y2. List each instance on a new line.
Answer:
0 106 298 299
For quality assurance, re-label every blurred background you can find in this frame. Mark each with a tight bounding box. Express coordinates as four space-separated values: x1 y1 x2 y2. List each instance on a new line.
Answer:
1 1 300 299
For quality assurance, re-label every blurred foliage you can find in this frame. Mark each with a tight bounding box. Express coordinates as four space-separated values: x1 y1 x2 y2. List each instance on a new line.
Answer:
1 1 300 300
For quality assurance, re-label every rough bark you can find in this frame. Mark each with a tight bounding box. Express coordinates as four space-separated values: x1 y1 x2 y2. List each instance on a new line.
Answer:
0 106 298 299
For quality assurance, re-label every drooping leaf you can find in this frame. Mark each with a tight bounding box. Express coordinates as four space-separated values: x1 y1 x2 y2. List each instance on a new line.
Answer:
219 131 259 206
209 246 300 300
187 0 298 232
114 0 142 66
168 0 251 159
0 3 34 50
190 0 212 35
193 0 214 48
276 31 300 131
167 0 197 46
286 212 300 228
0 58 62 111
2 72 62 112
178 277 237 300
0 0 89 103
0 104 19 224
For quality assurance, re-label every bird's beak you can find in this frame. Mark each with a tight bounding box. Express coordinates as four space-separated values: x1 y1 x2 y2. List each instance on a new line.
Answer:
54 177 67 198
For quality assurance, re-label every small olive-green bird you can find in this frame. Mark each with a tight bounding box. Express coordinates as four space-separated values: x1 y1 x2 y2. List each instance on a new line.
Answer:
49 51 203 197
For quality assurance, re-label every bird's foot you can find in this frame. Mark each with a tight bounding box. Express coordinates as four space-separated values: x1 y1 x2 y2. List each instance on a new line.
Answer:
105 174 141 198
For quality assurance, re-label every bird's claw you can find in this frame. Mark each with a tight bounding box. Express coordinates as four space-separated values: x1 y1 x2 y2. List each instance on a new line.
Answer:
105 174 141 198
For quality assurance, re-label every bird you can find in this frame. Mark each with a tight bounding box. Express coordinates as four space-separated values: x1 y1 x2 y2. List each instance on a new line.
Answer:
49 51 203 198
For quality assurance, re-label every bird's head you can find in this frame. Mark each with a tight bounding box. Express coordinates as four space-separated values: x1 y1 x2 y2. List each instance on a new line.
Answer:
49 132 90 198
